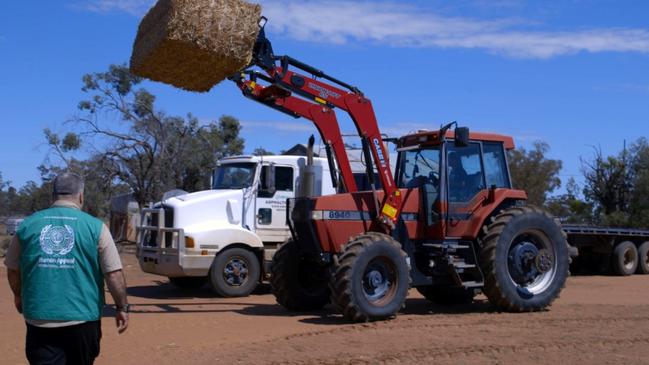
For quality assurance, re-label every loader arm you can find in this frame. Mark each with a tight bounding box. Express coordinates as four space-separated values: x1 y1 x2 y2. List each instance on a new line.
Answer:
230 22 401 227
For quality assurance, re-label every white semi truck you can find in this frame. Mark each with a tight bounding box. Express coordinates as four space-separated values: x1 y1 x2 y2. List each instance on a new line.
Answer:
136 154 337 297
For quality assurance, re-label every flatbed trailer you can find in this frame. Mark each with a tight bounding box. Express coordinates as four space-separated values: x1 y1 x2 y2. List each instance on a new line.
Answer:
563 224 649 276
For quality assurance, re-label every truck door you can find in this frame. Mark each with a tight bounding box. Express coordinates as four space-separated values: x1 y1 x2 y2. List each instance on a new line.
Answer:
255 164 296 243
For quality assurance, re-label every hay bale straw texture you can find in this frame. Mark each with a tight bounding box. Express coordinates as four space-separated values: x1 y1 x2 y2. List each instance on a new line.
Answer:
130 0 262 92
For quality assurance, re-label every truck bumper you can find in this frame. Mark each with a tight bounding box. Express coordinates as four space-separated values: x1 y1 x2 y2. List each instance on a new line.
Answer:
136 207 212 278
137 247 213 277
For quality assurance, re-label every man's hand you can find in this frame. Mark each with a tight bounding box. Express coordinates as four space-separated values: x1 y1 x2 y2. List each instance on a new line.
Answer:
115 311 128 334
14 295 22 314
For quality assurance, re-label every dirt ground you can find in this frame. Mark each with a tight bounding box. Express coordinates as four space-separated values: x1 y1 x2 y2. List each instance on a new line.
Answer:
2 252 649 365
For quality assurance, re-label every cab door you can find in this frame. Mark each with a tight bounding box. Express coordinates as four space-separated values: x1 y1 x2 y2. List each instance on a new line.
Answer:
445 142 486 238
445 141 510 238
255 164 296 243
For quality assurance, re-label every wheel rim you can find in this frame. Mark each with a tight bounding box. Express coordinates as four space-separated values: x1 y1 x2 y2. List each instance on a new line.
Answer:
362 257 398 306
507 229 557 296
623 248 637 271
223 256 249 286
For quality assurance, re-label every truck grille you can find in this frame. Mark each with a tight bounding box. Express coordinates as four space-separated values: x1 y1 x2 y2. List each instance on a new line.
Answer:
143 205 175 248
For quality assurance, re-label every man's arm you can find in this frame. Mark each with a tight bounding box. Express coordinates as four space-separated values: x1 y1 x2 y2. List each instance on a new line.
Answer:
105 269 128 333
4 235 22 313
98 224 128 333
7 268 22 313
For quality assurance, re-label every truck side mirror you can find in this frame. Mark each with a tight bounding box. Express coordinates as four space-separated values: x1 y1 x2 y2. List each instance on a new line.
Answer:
455 127 470 147
263 163 276 195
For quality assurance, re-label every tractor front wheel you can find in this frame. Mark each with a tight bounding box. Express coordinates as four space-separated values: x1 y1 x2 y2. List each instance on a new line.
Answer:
271 239 330 311
330 233 410 322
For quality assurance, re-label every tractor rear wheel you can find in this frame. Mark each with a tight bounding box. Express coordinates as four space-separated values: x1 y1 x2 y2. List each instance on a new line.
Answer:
416 286 476 305
480 205 569 312
271 239 330 311
611 241 638 276
330 233 410 322
636 241 649 275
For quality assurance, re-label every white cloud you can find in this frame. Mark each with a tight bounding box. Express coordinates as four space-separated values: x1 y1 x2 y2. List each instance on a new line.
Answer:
80 0 649 59
260 0 649 59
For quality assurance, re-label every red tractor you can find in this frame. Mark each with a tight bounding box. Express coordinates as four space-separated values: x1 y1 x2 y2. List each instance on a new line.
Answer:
233 21 571 322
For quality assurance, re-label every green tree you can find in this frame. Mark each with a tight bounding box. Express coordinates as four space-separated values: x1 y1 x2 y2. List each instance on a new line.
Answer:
582 146 632 226
252 147 274 156
546 178 594 224
508 141 563 206
628 138 649 228
54 64 244 207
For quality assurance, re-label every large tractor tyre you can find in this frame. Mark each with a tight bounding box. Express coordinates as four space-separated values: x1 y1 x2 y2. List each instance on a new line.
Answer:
209 247 260 297
169 276 207 289
480 206 569 312
636 242 649 275
330 232 411 322
611 241 638 276
416 286 476 306
271 239 330 311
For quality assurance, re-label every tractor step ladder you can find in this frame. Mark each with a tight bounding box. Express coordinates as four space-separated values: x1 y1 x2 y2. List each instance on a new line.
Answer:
423 240 484 289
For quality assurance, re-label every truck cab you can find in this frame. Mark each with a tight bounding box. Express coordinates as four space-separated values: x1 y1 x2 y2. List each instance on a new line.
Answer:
136 154 335 296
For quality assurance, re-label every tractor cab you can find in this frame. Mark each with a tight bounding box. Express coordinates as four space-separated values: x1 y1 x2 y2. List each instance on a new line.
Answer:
396 129 521 241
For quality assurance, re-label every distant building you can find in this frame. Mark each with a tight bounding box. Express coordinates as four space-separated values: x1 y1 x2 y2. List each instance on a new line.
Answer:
109 193 140 243
4 217 25 235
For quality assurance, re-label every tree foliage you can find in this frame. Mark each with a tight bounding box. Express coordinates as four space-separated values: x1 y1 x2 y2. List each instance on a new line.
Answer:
508 141 563 206
63 64 244 207
582 139 649 228
252 147 274 156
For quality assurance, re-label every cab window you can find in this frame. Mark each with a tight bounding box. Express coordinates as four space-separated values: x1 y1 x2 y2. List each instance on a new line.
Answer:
447 143 485 202
483 142 510 188
259 166 294 198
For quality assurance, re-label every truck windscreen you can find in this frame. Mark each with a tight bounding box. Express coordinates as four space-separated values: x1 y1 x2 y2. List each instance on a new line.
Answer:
212 163 257 189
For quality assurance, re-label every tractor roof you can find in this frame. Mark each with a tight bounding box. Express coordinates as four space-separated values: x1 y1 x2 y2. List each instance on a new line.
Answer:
399 130 515 150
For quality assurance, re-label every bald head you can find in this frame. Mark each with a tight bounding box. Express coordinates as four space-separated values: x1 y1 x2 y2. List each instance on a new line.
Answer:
53 172 85 203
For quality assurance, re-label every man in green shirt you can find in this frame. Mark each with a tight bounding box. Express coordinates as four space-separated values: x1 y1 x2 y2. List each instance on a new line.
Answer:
4 172 129 365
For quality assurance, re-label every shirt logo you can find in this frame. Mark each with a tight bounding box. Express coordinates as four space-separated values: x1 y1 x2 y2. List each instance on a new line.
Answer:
39 225 75 256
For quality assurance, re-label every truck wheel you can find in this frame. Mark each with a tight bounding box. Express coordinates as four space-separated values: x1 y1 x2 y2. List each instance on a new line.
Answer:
330 233 410 322
611 241 638 276
636 242 649 275
480 206 569 312
169 276 207 289
416 286 476 305
209 247 260 297
271 239 330 311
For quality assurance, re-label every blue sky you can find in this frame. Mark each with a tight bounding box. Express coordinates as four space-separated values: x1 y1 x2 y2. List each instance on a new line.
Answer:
1 0 649 194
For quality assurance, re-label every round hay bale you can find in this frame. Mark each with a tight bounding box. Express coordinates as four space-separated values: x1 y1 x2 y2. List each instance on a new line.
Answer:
130 0 262 92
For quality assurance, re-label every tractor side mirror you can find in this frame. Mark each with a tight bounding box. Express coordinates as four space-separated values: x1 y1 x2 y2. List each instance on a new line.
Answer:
455 127 470 147
262 163 276 196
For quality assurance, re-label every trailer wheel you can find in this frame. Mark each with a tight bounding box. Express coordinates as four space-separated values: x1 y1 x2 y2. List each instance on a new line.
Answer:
416 286 476 305
480 206 569 312
636 242 649 275
271 239 330 311
209 247 260 297
168 276 207 289
611 241 638 276
330 232 410 322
